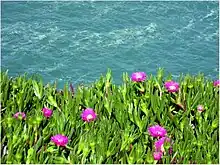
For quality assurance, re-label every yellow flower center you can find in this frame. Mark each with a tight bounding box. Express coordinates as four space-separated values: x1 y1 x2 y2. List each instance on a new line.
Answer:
87 114 93 121
169 85 176 90
136 74 142 79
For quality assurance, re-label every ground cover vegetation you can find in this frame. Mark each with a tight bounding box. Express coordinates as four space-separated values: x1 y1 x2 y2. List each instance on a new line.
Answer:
0 68 219 164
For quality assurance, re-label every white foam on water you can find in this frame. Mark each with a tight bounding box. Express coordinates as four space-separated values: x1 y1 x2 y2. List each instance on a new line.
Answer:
204 31 218 41
72 72 93 84
2 1 218 84
200 9 216 21
66 22 159 54
36 63 65 73
175 19 195 35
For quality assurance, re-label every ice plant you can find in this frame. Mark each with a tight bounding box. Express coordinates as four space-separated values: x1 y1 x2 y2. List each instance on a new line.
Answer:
164 80 179 92
153 152 163 160
154 137 171 153
51 134 68 147
13 112 26 119
213 80 220 87
148 125 167 138
42 107 53 118
197 105 204 112
81 108 97 122
131 72 147 82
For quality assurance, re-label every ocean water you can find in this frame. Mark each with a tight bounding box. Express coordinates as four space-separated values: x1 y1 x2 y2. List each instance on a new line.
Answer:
1 1 219 89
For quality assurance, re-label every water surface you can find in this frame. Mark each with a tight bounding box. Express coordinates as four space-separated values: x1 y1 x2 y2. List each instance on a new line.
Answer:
2 1 219 88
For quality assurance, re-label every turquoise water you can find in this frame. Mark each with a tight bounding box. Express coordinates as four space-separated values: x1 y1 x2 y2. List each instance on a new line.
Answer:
2 1 219 89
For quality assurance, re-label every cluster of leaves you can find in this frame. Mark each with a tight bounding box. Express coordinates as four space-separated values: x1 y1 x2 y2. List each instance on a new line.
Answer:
0 69 219 164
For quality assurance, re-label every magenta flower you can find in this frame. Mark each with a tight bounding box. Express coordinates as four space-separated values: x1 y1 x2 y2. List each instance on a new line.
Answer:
213 80 220 87
164 80 179 92
51 134 68 147
13 112 26 119
153 152 163 160
81 108 97 122
197 105 204 113
154 137 171 153
148 125 167 138
131 72 147 82
42 108 53 118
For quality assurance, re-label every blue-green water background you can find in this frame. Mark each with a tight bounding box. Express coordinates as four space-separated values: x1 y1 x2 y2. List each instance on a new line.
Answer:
2 1 219 89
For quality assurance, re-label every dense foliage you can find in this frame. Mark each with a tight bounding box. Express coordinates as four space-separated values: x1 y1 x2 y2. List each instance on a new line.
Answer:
0 69 219 164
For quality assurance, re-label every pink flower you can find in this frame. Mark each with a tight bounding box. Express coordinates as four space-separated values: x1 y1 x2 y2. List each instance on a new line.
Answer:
13 112 26 119
51 134 68 146
213 80 220 87
42 108 53 118
153 152 163 160
81 108 97 122
197 105 204 112
154 137 171 153
131 72 147 82
164 81 179 92
148 125 167 138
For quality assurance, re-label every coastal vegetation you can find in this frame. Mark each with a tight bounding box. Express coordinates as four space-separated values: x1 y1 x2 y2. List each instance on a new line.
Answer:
0 68 219 164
